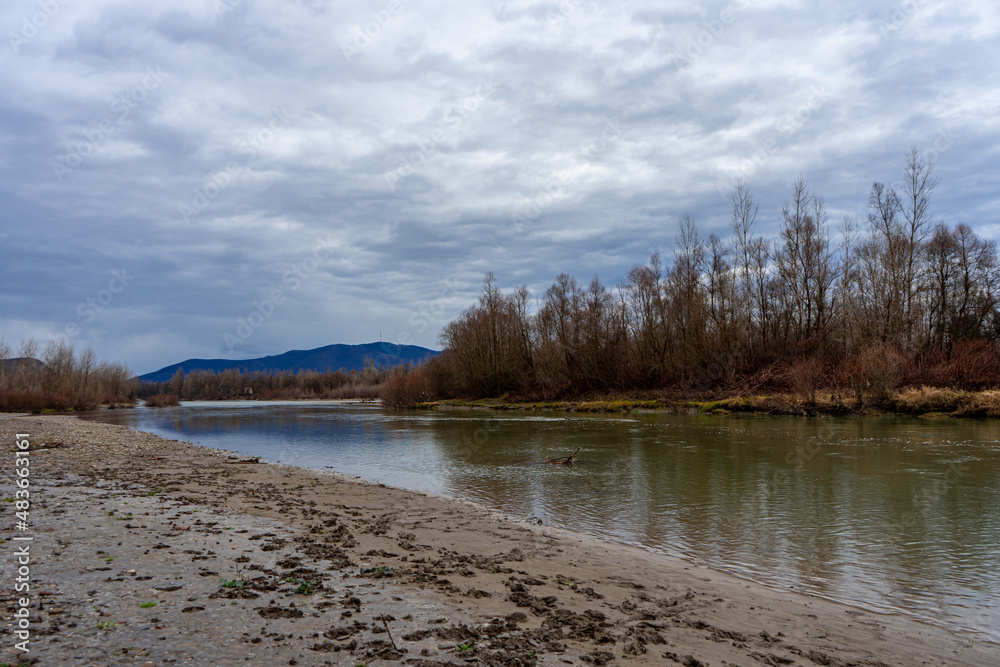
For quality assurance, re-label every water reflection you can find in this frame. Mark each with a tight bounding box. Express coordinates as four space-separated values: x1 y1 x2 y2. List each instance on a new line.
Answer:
82 402 1000 641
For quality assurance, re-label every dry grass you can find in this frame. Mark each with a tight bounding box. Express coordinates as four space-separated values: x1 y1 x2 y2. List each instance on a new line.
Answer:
887 387 968 414
950 390 1000 417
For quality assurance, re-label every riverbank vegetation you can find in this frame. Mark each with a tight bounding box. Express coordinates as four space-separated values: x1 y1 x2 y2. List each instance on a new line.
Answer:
138 360 397 401
0 339 136 412
410 388 1000 418
384 149 1000 413
144 393 181 407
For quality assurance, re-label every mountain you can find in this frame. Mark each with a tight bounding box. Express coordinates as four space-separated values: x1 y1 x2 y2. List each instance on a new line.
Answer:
1 357 44 372
138 343 439 383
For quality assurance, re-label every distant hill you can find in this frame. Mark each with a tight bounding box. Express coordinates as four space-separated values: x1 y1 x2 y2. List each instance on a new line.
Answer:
138 343 439 383
1 357 44 372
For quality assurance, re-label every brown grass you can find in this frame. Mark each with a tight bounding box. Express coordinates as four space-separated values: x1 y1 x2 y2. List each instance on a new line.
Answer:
887 386 968 414
950 390 1000 418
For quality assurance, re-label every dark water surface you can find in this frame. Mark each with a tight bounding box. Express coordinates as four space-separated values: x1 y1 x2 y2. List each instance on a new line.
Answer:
82 401 1000 641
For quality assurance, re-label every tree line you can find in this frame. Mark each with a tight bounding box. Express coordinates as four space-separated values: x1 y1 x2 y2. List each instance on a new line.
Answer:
0 339 136 411
401 148 1000 405
140 361 395 401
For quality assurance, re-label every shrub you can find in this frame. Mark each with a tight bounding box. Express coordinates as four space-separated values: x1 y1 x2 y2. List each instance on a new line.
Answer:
145 393 181 407
845 345 905 405
0 390 75 413
791 356 824 404
379 369 429 409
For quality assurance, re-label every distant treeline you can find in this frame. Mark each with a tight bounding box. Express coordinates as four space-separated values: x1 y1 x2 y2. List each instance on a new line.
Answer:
387 148 1000 406
0 339 136 412
139 361 401 401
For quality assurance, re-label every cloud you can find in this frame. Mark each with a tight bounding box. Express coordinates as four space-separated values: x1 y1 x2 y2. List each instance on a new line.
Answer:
1 0 998 374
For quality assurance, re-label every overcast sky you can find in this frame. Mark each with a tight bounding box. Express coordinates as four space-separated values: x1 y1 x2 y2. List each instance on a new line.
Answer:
1 0 998 375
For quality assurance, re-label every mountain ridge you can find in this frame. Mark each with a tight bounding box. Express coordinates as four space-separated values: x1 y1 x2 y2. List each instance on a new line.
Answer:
138 342 438 383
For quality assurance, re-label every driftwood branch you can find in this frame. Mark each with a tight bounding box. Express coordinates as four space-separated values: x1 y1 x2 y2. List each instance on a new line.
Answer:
380 616 398 651
546 447 580 464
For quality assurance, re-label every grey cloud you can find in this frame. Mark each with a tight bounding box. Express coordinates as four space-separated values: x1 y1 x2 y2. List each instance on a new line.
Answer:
1 0 997 374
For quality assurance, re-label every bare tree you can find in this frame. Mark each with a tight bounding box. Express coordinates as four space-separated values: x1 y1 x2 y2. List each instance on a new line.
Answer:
775 178 834 350
730 180 759 352
924 222 956 351
857 181 906 345
706 233 734 338
666 215 708 383
900 146 938 341
620 254 667 387
836 214 860 351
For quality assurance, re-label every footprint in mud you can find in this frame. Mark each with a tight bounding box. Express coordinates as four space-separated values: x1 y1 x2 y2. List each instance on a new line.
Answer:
257 605 304 619
341 596 362 611
463 588 492 598
209 587 259 600
324 620 368 640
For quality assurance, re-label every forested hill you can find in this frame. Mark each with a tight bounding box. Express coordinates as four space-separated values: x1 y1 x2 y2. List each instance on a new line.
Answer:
138 343 438 382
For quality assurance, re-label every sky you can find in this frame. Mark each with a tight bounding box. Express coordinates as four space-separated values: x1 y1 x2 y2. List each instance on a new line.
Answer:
1 0 998 376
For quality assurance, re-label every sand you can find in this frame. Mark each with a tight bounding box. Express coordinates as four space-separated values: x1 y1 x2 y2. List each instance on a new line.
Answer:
1 414 997 666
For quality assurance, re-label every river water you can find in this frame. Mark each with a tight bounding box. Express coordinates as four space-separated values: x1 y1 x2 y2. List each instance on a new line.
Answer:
82 401 1000 642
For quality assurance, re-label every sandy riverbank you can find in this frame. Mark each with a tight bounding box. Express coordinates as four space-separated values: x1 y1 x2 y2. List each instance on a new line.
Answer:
1 415 996 666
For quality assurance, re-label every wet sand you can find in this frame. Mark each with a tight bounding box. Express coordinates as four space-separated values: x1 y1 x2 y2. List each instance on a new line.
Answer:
1 414 997 666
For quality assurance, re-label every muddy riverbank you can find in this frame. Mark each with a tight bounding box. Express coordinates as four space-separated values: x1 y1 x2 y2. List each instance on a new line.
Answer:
2 415 996 666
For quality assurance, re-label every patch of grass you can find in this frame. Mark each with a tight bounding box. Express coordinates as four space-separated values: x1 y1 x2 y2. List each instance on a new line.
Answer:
952 390 1000 418
888 386 969 414
457 641 475 652
284 577 317 594
139 601 157 608
219 578 245 588
577 399 661 412
361 565 394 578
97 620 115 630
104 556 115 563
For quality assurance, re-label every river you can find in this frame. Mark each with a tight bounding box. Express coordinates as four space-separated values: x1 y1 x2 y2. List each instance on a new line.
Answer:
81 401 1000 642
